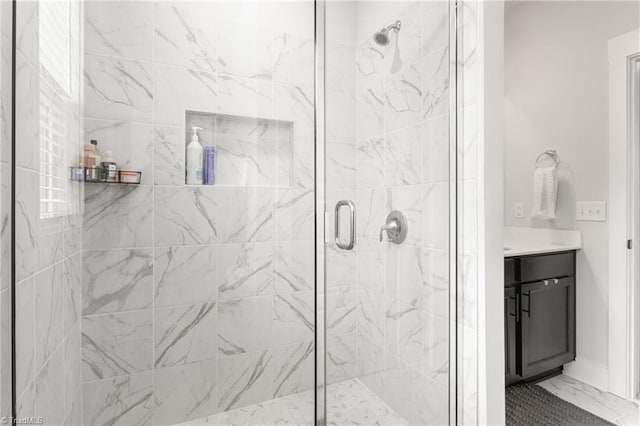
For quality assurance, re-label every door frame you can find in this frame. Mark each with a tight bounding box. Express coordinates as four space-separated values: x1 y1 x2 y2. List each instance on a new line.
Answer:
608 29 640 400
313 1 326 425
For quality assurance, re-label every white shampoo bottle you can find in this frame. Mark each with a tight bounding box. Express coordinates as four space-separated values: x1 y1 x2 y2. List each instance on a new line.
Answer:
186 126 204 185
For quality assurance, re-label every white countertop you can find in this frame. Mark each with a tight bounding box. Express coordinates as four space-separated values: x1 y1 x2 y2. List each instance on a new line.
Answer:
504 226 582 257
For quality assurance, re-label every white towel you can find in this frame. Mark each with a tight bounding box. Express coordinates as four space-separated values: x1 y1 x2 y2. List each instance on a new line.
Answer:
531 166 558 220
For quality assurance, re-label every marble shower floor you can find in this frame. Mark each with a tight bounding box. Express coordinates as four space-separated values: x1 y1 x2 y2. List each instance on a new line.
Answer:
539 374 640 425
177 378 408 426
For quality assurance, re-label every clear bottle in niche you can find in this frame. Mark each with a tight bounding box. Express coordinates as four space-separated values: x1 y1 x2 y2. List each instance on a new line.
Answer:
186 126 204 185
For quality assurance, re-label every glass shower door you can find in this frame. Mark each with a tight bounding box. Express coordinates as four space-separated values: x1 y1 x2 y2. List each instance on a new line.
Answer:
321 1 455 424
13 1 319 425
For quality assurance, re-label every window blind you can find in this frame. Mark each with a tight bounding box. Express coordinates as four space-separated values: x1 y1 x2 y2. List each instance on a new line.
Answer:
38 0 71 220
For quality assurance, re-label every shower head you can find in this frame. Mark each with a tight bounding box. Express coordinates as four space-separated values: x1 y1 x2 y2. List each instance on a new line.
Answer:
373 20 401 46
374 31 390 46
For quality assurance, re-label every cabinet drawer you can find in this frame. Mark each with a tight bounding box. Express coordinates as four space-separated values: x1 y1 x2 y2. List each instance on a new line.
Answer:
520 252 575 282
505 258 517 286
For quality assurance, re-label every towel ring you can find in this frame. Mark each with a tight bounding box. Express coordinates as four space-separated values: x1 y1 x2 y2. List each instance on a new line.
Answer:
535 150 559 168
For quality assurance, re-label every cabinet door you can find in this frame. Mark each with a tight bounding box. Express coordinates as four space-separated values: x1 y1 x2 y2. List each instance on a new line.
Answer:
504 287 518 384
519 277 576 378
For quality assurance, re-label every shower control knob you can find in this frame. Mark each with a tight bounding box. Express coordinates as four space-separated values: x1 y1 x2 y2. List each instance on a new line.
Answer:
379 211 408 244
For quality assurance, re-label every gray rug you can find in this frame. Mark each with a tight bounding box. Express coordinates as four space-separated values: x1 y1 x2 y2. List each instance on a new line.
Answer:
506 384 615 425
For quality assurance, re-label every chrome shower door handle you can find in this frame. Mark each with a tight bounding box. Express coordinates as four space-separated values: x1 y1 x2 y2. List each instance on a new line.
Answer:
335 200 356 250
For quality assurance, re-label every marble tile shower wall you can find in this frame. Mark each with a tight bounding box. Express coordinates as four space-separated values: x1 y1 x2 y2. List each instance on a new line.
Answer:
14 1 84 424
80 2 316 425
353 2 452 425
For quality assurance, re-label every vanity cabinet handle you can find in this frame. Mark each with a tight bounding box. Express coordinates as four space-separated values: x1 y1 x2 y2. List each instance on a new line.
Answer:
553 278 559 284
543 280 549 286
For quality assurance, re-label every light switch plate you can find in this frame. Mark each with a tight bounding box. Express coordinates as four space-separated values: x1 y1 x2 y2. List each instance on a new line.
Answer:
576 201 607 222
514 202 525 218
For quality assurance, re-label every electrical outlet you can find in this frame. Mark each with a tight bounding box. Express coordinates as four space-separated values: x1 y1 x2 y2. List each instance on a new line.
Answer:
576 201 606 222
515 202 525 218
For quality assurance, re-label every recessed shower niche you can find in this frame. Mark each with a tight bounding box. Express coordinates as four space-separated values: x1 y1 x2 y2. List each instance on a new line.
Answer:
185 111 295 186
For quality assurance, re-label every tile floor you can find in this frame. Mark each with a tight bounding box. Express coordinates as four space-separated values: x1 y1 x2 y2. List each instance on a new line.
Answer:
179 373 640 425
177 379 408 426
539 374 640 425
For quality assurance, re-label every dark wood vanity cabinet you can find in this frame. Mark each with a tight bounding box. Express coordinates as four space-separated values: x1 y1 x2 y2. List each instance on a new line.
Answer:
504 251 576 386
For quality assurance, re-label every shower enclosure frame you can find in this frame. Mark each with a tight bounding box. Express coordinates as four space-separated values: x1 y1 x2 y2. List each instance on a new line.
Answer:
2 0 464 423
10 0 17 420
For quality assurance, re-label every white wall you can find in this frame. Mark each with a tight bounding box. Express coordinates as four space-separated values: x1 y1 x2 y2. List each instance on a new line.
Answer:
504 1 639 386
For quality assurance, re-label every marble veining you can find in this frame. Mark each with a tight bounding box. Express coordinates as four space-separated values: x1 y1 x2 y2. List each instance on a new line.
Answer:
384 124 423 187
15 168 36 282
153 65 217 126
155 187 217 246
275 188 313 241
154 302 217 368
154 3 218 73
218 243 274 300
82 249 153 315
422 46 450 120
326 140 357 190
154 125 184 186
275 241 314 294
15 278 35 397
273 292 315 346
356 77 385 141
326 288 356 338
218 297 273 356
84 54 154 123
273 33 314 88
357 138 385 189
217 19 271 79
84 1 153 61
274 85 314 138
218 350 276 411
216 187 275 243
154 360 218 425
384 61 423 133
217 74 273 120
35 343 66 425
63 253 82 334
326 337 357 384
273 340 314 398
539 374 640 425
35 262 65 367
215 133 262 186
82 371 154 425
154 245 217 307
81 310 153 381
83 185 153 250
